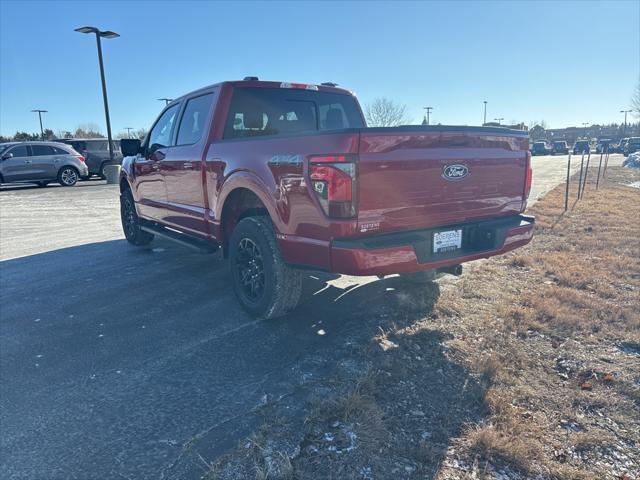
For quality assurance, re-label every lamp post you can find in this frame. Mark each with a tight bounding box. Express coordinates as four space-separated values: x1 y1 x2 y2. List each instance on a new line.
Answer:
620 109 632 137
582 122 589 138
494 117 504 125
75 26 119 164
483 101 487 125
423 106 433 125
158 98 173 106
30 109 47 139
123 127 134 139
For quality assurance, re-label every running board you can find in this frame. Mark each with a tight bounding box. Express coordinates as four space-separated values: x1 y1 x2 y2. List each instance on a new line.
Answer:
140 224 218 254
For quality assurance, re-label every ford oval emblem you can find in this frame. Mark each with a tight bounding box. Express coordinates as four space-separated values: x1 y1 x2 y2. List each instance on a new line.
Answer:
442 164 469 181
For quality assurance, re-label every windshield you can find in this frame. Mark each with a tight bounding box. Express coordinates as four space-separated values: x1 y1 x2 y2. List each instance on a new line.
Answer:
0 143 14 154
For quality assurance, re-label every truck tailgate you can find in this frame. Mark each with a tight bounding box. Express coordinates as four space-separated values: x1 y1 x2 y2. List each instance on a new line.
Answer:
356 127 530 235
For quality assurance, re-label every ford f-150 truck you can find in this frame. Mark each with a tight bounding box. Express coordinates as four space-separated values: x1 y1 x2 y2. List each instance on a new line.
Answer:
119 79 534 319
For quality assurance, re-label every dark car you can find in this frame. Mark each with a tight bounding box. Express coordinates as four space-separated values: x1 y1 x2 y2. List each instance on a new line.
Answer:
118 79 534 319
56 138 122 179
531 141 552 156
596 139 613 154
573 140 590 155
552 141 569 155
618 138 629 154
623 137 640 156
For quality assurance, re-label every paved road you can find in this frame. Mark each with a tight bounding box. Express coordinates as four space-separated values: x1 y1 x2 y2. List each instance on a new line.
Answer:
0 155 625 479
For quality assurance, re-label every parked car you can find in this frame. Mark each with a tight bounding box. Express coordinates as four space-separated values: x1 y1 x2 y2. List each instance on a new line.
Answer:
618 138 629 154
552 141 569 155
573 140 591 154
118 79 534 319
623 137 640 156
56 138 122 179
0 141 88 187
531 141 552 156
595 139 613 154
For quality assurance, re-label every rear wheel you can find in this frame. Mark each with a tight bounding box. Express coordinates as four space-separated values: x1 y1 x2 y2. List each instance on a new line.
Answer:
229 216 302 319
99 163 108 180
57 166 79 186
120 188 154 246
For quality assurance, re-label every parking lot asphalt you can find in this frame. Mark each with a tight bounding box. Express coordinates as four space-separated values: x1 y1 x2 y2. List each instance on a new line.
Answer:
0 154 626 479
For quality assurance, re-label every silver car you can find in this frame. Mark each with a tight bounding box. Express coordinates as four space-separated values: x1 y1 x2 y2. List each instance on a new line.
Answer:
0 141 89 187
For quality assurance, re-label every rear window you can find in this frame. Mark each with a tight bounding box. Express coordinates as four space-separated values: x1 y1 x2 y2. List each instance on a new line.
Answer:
52 146 70 154
223 87 364 139
86 141 108 151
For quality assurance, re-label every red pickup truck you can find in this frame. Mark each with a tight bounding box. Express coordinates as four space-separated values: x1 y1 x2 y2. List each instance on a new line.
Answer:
119 79 534 319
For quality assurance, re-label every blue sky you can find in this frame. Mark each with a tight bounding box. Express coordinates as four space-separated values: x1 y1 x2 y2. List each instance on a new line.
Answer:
1 0 638 136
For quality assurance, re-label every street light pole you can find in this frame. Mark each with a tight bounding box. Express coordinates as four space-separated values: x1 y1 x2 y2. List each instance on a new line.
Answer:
124 127 134 138
75 26 120 164
423 106 433 125
582 122 589 137
30 109 47 139
158 98 173 106
620 109 632 137
494 117 504 125
483 101 487 125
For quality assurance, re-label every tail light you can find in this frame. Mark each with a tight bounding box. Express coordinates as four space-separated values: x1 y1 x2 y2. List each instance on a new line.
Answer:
524 151 532 199
309 154 356 218
76 155 85 162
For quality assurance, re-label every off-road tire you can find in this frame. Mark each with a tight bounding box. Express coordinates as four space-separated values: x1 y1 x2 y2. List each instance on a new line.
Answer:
229 216 302 319
120 188 154 246
57 166 79 186
398 269 436 285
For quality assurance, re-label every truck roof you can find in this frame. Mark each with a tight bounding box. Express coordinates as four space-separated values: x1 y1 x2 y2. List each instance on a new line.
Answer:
168 79 355 106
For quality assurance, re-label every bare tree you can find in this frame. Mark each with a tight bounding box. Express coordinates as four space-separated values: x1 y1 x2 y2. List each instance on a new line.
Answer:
134 128 148 140
632 78 640 118
364 98 411 127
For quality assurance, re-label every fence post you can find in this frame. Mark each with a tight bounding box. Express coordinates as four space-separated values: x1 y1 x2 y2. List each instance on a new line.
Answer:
577 152 585 199
603 150 610 178
596 147 605 190
580 152 591 199
564 153 571 211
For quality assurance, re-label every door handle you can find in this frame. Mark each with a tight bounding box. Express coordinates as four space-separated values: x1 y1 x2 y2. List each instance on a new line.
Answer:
24 160 32 164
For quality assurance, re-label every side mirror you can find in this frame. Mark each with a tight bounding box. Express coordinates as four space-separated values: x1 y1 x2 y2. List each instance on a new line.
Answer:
120 138 141 157
1 152 13 160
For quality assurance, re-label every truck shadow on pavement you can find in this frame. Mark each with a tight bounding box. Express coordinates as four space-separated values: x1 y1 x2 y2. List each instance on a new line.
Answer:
1 239 485 479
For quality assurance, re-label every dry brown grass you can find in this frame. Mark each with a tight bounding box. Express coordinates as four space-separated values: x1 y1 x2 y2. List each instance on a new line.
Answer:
436 167 640 479
207 168 639 480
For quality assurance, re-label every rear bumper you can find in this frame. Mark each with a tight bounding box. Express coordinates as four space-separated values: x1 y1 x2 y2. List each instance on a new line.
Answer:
329 214 534 276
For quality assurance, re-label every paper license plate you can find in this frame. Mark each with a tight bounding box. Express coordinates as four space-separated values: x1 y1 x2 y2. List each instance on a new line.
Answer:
433 229 462 254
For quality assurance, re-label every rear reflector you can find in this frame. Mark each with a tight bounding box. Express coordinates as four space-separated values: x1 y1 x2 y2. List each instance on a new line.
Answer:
76 155 85 162
309 154 356 218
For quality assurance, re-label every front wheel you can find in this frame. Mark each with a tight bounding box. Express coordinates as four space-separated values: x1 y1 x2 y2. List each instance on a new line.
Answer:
229 216 302 319
99 163 108 180
57 166 79 186
120 189 154 246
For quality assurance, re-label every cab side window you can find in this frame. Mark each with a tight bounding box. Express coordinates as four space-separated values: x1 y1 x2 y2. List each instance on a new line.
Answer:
7 145 29 157
176 93 213 146
148 104 180 150
31 145 55 156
